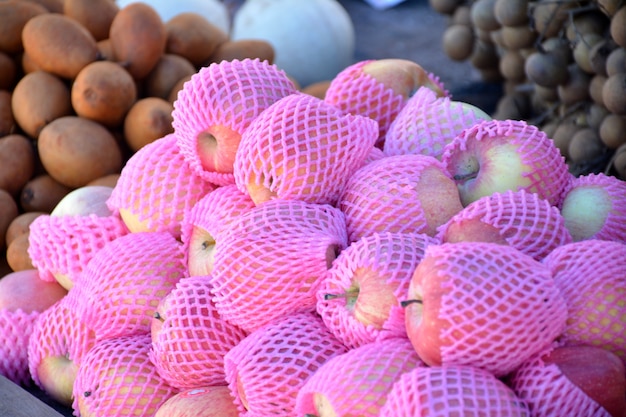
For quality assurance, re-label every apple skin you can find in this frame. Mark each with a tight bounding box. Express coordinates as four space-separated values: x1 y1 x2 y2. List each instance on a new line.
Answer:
186 225 217 276
36 355 79 407
361 59 447 100
154 386 239 417
196 125 241 174
50 185 113 217
0 269 67 313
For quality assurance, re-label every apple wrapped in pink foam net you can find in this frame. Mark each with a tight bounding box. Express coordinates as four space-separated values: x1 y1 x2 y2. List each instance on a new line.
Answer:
441 119 572 206
149 275 248 390
543 239 626 364
233 92 379 206
223 311 348 416
295 337 424 417
384 87 491 159
172 58 297 186
379 365 529 417
106 133 217 239
27 214 130 286
68 231 186 341
209 199 348 332
72 333 178 417
316 231 438 349
436 189 573 260
0 309 39 385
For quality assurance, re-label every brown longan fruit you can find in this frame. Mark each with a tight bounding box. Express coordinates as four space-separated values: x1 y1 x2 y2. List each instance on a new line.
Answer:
20 174 72 213
0 0 47 55
610 6 626 49
0 134 35 196
501 25 537 50
597 0 622 17
494 0 528 26
451 5 472 26
599 114 626 149
429 0 464 14
63 0 119 41
0 91 16 137
492 92 531 120
0 189 18 252
442 24 475 61
470 39 500 70
589 40 617 76
586 103 610 131
558 64 592 106
123 97 174 152
5 211 45 248
143 54 196 100
209 40 276 66
525 50 570 88
589 74 607 105
165 12 229 68
471 0 500 32
612 145 626 179
602 72 626 115
532 0 576 38
606 47 626 76
573 33 605 74
552 121 582 159
565 10 610 42
568 128 608 165
499 49 526 82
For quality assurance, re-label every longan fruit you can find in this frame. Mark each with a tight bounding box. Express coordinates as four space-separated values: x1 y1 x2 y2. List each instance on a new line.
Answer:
442 24 475 61
451 5 472 26
531 0 575 38
568 128 607 164
429 0 464 14
612 145 626 178
20 174 72 213
494 0 528 26
500 25 537 50
589 40 616 76
606 47 626 77
602 72 626 115
167 74 192 104
87 173 120 188
499 49 526 82
165 12 229 67
557 64 592 106
610 6 626 48
552 121 582 159
599 114 626 149
525 50 570 88
123 97 174 152
471 0 500 32
589 74 607 105
565 10 609 42
470 39 500 70
573 33 604 74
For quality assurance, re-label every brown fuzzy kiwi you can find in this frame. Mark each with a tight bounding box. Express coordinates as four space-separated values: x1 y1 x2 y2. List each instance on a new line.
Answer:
501 24 537 50
71 60 137 128
96 38 115 61
557 64 592 106
63 0 119 41
471 0 500 31
573 33 604 74
167 74 192 104
87 173 120 188
442 24 475 61
524 50 570 88
22 13 99 79
0 51 17 90
0 134 35 196
165 12 229 68
11 70 72 139
23 0 63 13
0 0 47 55
589 39 616 76
5 211 45 248
451 5 472 26
589 74 607 105
20 174 72 213
611 6 626 49
6 232 34 272
0 91 16 137
143 54 197 100
568 127 607 164
602 72 626 115
499 49 526 82
301 80 332 100
209 40 276 66
0 189 18 252
37 116 123 188
606 47 626 76
109 2 167 80
599 113 626 149
123 97 174 152
429 0 463 14
565 10 610 42
494 0 529 26
20 50 41 74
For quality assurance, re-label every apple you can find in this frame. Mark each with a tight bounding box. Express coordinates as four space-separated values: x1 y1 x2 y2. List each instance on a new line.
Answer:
509 345 626 417
0 269 67 313
295 337 423 417
50 185 114 217
558 172 626 242
233 92 379 206
436 189 573 261
171 58 297 186
154 386 239 417
223 312 347 415
338 154 464 243
441 119 572 207
317 231 438 349
380 365 529 416
149 275 248 390
402 241 567 377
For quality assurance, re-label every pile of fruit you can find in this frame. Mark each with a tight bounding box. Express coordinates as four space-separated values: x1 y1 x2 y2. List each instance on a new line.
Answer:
1 43 625 416
431 0 626 179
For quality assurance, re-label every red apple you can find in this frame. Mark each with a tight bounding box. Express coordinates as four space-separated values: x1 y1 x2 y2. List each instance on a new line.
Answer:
154 386 239 417
0 269 67 313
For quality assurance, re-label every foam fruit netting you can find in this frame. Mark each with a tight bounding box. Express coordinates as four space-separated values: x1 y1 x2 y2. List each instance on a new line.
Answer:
27 214 130 285
295 337 423 417
410 241 568 376
209 199 348 333
149 275 248 390
384 86 491 160
106 133 217 239
67 231 186 341
543 239 626 363
233 92 379 206
441 119 572 207
172 58 298 186
0 309 39 386
379 364 528 417
72 333 178 416
316 231 438 349
436 189 573 261
223 311 348 416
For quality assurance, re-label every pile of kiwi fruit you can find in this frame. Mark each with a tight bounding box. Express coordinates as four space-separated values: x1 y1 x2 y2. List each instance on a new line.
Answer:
0 0 277 275
431 0 626 181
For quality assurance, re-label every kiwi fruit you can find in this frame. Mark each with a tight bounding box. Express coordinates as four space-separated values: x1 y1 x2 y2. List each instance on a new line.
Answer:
71 60 137 128
524 50 570 88
37 116 123 188
599 113 626 149
11 70 72 139
20 50 42 74
0 91 16 137
22 13 99 79
5 211 45 249
109 2 167 80
494 0 529 26
123 97 174 152
209 40 276 65
63 0 119 41
0 134 35 196
602 72 626 114
443 24 475 61
23 0 64 13
0 51 17 90
165 12 229 67
0 189 18 252
568 127 607 164
96 38 115 61
143 54 197 100
6 232 34 272
20 174 72 212
610 6 626 48
0 0 47 54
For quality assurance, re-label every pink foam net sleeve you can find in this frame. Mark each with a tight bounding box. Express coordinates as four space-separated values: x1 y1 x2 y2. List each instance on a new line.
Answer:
436 189 573 261
295 337 424 417
0 309 39 386
209 199 348 333
67 231 186 341
106 133 217 239
172 58 298 186
27 214 130 285
316 231 438 349
223 311 348 416
149 275 248 390
233 92 379 206
380 365 529 417
441 119 572 207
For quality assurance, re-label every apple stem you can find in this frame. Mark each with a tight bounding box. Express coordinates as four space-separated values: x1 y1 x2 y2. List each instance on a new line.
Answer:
400 299 423 308
324 290 359 300
154 311 164 322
